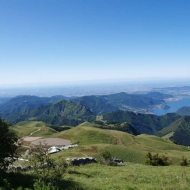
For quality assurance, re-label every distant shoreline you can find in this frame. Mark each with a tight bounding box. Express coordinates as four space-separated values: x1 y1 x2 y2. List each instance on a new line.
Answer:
164 97 181 102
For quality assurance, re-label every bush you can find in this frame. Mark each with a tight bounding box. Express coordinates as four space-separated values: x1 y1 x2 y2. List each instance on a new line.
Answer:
145 152 171 166
97 149 117 166
179 156 188 166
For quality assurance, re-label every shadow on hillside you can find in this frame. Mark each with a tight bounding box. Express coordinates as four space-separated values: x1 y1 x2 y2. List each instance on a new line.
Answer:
0 172 85 190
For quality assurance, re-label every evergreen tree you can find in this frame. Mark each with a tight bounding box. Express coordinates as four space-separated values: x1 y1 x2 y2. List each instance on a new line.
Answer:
0 119 18 172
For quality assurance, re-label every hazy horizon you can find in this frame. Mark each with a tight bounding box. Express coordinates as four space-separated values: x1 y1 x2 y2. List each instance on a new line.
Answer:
1 77 190 98
1 76 190 88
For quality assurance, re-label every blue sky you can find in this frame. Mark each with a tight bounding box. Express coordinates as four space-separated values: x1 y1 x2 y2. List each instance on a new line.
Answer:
0 0 190 87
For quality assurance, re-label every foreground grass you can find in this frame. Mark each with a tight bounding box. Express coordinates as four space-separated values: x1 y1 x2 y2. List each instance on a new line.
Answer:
64 163 190 190
4 163 190 190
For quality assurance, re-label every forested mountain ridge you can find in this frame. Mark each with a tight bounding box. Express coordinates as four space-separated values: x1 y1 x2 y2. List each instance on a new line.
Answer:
102 110 181 134
0 92 180 135
0 91 172 117
0 95 68 115
72 95 119 115
100 92 165 110
156 116 190 146
1 99 95 126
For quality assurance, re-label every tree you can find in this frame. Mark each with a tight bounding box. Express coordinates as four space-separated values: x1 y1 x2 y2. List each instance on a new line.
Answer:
29 143 67 188
0 119 18 172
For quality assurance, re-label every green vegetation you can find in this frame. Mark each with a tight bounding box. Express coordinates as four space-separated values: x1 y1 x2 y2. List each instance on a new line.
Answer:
72 95 119 115
2 120 190 189
1 91 190 189
103 110 181 134
52 122 116 145
179 156 188 166
3 163 190 189
0 92 174 126
49 122 190 165
11 121 57 138
156 116 190 146
101 92 165 110
93 121 139 135
63 163 190 190
0 96 94 126
145 152 171 166
97 149 117 166
0 119 18 172
29 144 67 188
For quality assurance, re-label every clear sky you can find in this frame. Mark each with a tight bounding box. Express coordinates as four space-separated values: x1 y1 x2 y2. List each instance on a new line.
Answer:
1 0 190 87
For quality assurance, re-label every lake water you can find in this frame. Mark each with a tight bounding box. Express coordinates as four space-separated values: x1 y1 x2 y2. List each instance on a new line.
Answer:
153 98 190 116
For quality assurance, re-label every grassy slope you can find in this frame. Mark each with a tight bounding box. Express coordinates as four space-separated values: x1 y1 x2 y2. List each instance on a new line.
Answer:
11 121 57 137
52 122 190 189
12 121 189 164
51 122 189 164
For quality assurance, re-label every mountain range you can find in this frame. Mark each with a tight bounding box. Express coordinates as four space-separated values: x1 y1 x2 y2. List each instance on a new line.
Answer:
1 92 190 146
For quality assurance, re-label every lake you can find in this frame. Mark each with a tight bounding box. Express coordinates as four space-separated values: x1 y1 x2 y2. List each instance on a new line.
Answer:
153 98 190 116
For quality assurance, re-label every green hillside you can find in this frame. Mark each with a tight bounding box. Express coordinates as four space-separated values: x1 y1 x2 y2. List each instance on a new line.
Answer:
5 100 95 126
51 122 189 164
11 121 57 137
36 100 95 126
93 121 139 135
156 116 190 146
102 110 181 134
72 92 172 114
0 95 67 115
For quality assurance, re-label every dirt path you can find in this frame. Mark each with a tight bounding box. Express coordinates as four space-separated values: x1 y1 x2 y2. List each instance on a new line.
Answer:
109 131 125 146
29 128 42 136
20 126 45 145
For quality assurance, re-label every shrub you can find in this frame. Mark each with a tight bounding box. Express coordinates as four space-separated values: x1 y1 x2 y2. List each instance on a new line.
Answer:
145 152 171 166
97 149 117 166
179 156 188 166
